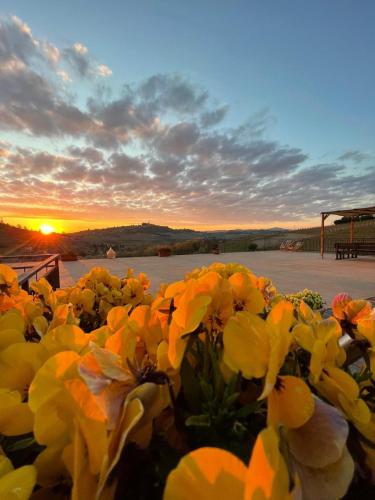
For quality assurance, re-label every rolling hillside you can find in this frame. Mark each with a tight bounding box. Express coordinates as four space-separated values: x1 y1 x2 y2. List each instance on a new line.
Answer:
0 223 70 256
1 219 374 257
0 222 285 257
67 223 287 256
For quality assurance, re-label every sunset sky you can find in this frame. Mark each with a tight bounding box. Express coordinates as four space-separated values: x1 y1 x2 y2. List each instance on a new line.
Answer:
0 1 374 233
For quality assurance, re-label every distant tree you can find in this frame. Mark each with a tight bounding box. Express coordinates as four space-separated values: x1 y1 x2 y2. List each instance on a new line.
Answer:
334 215 373 225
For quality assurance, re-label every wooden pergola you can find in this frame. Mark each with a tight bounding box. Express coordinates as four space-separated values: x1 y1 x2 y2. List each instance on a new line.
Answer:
320 206 375 258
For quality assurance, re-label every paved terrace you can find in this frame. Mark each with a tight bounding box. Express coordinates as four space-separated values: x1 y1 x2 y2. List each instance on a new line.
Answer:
59 251 375 304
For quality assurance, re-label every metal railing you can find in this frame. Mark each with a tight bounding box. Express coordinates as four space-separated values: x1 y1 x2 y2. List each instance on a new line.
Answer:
0 254 61 292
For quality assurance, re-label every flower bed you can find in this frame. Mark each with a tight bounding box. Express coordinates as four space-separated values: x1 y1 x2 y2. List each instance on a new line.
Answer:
0 262 375 499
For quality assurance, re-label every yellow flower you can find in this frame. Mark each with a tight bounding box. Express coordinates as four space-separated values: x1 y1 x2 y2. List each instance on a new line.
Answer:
259 300 295 400
197 272 233 333
48 303 78 331
297 300 322 323
129 304 164 358
78 343 135 429
293 317 345 382
66 348 170 499
224 300 310 428
62 421 98 500
32 315 49 339
106 305 132 332
0 342 48 397
29 351 108 487
109 275 122 289
357 309 375 347
23 299 44 323
167 279 212 369
163 426 291 500
172 280 211 333
0 388 34 435
0 310 26 350
0 294 17 313
0 265 24 313
96 383 168 499
41 324 91 356
332 295 372 325
0 454 36 500
223 311 270 379
267 375 314 429
344 299 372 324
0 310 25 332
137 272 150 290
313 366 371 427
236 307 312 427
122 278 145 306
256 276 277 304
30 278 56 310
80 334 173 419
357 309 375 380
228 272 265 314
0 264 17 288
68 287 96 315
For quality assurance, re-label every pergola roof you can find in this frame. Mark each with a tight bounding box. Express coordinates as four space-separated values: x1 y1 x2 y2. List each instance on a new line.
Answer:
321 206 375 217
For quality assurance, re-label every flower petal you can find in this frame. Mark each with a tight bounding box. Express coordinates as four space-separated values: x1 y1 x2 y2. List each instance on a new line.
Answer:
106 305 131 332
164 447 247 500
0 388 34 435
245 426 290 499
287 397 349 468
294 447 354 500
0 464 36 500
223 312 269 379
268 376 314 429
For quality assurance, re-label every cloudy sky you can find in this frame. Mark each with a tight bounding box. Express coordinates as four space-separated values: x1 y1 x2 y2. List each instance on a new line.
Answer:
0 1 374 232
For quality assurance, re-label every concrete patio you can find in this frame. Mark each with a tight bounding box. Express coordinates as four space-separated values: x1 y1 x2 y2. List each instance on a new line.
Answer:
59 251 375 304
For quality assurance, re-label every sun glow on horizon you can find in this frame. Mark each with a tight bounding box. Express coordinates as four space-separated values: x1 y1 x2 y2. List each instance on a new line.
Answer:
39 223 55 235
5 215 322 234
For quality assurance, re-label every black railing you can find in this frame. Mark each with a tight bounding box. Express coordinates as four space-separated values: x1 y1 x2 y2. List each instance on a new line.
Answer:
0 254 61 292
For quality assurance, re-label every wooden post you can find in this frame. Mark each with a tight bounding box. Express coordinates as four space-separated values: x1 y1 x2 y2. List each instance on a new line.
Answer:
320 213 328 259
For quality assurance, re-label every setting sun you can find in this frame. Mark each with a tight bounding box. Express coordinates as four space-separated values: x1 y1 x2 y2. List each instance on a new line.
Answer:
40 223 55 235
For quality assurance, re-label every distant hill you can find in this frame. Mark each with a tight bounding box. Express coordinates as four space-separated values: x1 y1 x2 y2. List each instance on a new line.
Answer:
70 222 287 239
0 221 287 257
67 223 287 256
5 219 373 258
0 222 69 256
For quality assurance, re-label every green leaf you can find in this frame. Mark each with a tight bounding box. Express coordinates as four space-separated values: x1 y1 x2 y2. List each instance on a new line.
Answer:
236 402 259 418
209 344 224 397
185 414 211 427
223 392 239 408
225 373 240 398
181 358 202 413
4 436 36 452
200 380 214 401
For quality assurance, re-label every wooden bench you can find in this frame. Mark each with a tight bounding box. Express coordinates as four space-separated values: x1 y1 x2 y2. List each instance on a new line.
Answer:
335 242 375 260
